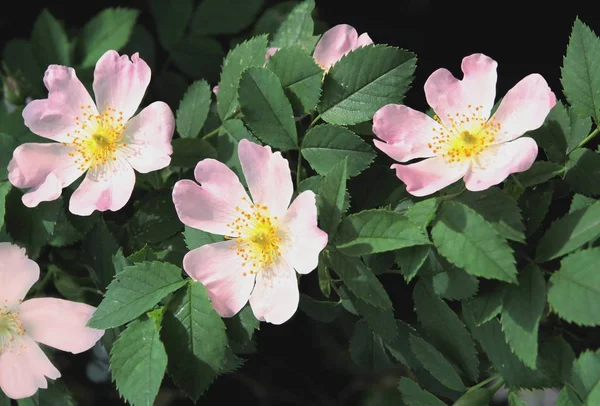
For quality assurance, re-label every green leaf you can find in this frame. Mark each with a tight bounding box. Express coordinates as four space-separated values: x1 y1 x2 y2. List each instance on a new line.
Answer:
571 350 600 401
5 191 60 259
170 137 217 168
318 45 416 125
128 191 182 250
150 0 193 50
345 288 397 342
548 248 600 326
384 321 421 369
453 388 494 406
267 45 323 113
394 245 430 282
110 317 167 406
530 101 569 163
298 294 342 323
162 282 228 401
302 124 375 177
520 182 554 236
83 219 119 289
397 378 446 406
508 392 528 406
335 209 429 256
0 182 11 230
462 288 503 326
349 320 394 371
413 280 479 381
183 226 224 251
79 8 139 68
252 1 297 36
536 200 600 261
565 148 600 196
561 18 600 124
128 245 158 264
430 267 478 301
404 198 440 229
191 0 264 36
323 249 392 308
317 158 348 238
270 0 315 48
31 9 70 67
225 305 259 354
501 264 546 368
456 187 525 242
567 108 592 153
2 39 43 94
176 80 211 139
515 161 564 188
409 335 465 391
317 259 331 297
171 36 224 83
88 261 186 329
217 35 268 120
238 67 298 150
570 193 596 213
432 201 517 282
217 119 260 180
0 133 17 182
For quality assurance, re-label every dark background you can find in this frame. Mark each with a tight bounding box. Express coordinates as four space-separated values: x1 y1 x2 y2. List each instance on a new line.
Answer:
1 1 598 405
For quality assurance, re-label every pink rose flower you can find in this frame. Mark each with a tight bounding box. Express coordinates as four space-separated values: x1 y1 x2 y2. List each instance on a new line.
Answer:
373 53 556 196
172 139 328 325
9 50 175 215
313 24 373 71
0 243 104 399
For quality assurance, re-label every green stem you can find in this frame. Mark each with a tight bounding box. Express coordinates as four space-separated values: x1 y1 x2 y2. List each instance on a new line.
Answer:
468 374 499 391
511 174 525 190
308 114 321 130
487 377 505 395
577 127 600 149
202 125 222 140
438 187 466 201
296 152 303 187
31 267 55 296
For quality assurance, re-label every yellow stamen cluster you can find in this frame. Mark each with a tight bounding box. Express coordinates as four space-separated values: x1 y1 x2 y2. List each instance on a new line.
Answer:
0 301 25 354
64 103 127 171
428 104 501 163
226 198 282 276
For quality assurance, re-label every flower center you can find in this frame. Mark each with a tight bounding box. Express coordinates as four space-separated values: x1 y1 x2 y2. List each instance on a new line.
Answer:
64 104 127 171
0 309 25 354
226 198 282 276
428 104 501 163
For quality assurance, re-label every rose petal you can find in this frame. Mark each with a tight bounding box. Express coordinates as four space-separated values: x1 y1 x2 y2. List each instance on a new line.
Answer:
280 191 327 274
8 143 84 207
172 159 251 235
464 137 538 191
424 53 498 127
0 243 39 310
0 336 60 400
121 101 174 173
313 24 358 70
491 74 556 143
18 298 104 354
356 32 373 47
183 241 255 318
249 258 299 325
393 156 468 197
238 139 293 218
372 104 438 162
68 161 135 216
22 65 97 142
93 51 151 121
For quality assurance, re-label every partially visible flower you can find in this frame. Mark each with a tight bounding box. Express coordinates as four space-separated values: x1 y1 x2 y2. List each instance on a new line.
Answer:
9 50 175 215
0 242 104 399
212 47 280 95
313 24 373 72
172 139 328 325
373 53 556 196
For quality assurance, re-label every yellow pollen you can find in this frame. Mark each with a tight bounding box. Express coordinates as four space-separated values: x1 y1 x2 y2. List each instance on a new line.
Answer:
429 104 501 163
226 202 282 275
0 308 26 354
64 105 127 171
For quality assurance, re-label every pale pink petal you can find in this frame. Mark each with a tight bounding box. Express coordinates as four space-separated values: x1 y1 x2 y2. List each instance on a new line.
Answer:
8 143 85 207
313 24 358 70
93 51 151 121
0 243 39 310
249 259 298 325
18 298 104 354
491 74 556 143
265 47 280 61
183 241 255 318
393 156 468 197
212 85 220 95
68 161 135 216
0 336 60 400
121 102 174 173
238 139 293 218
424 54 498 127
172 160 251 235
22 65 97 142
356 32 373 47
281 191 327 274
464 137 538 192
372 104 438 162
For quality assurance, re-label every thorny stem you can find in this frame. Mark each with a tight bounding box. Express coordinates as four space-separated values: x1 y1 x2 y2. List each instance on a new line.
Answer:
468 374 500 391
577 127 600 149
